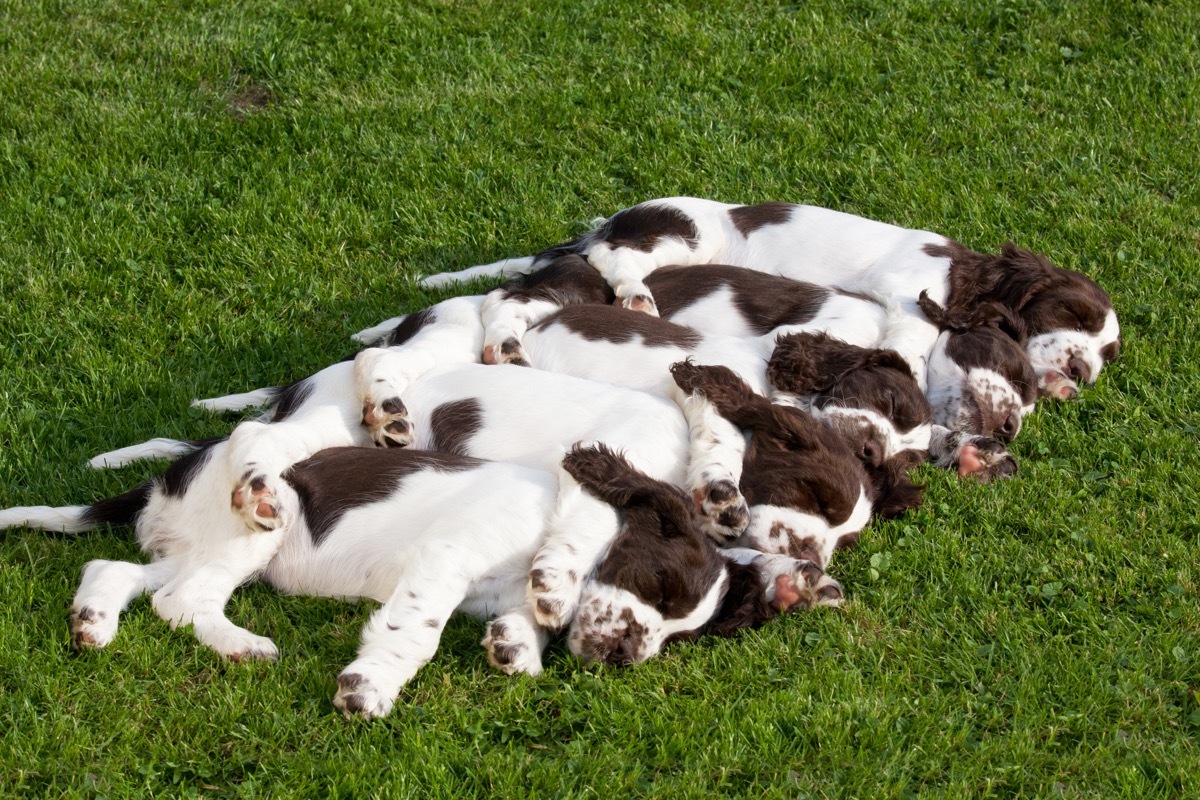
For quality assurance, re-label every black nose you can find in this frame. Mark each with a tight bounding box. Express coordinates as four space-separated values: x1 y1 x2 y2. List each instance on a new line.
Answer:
997 413 1019 442
1067 356 1091 384
860 439 883 467
606 639 635 666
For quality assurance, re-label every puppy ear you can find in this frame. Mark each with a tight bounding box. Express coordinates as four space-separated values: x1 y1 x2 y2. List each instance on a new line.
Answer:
864 456 925 519
562 444 694 535
670 360 775 428
919 292 1027 343
704 560 776 637
767 332 869 394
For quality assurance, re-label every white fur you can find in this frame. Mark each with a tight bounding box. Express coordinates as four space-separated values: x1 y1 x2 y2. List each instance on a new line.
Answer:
738 490 873 569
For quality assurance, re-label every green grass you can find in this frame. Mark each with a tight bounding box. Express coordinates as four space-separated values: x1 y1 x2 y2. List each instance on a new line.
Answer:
2 0 1199 796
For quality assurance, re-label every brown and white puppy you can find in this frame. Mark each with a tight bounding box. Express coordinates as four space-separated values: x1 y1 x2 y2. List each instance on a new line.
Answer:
517 303 932 468
0 445 831 718
422 198 1119 398
668 361 923 564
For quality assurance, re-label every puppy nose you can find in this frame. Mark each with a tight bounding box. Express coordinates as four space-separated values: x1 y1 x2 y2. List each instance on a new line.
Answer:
1067 356 1091 384
997 413 1020 442
606 639 635 666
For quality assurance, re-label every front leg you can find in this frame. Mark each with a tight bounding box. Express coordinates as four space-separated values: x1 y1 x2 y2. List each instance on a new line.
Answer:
673 386 751 544
526 485 621 630
585 248 666 316
354 347 425 448
482 604 550 676
723 548 845 610
356 300 485 446
479 291 568 367
70 559 178 650
928 425 1018 482
150 528 288 661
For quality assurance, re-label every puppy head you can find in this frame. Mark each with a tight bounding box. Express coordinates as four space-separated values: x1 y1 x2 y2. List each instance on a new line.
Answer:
939 242 1119 397
563 445 747 666
767 332 933 464
921 294 1037 440
671 361 901 565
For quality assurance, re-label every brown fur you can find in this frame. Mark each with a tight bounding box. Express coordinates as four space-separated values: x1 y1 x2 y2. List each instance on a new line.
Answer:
670 361 921 520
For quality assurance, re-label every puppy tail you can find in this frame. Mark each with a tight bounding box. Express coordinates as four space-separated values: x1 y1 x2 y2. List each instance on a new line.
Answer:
351 315 408 345
89 437 204 469
191 388 276 413
0 481 151 534
419 255 537 288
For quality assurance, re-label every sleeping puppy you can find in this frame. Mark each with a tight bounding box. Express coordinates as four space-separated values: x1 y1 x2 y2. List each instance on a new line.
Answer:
513 304 931 465
421 199 1119 399
0 445 834 719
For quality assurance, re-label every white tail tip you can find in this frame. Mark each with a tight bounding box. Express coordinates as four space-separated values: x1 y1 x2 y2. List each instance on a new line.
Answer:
0 505 93 533
191 388 276 413
352 315 407 345
418 256 536 288
89 438 198 469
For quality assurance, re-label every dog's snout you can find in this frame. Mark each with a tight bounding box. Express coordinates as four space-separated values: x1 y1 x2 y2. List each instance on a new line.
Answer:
606 638 635 666
1067 356 1091 384
996 413 1020 442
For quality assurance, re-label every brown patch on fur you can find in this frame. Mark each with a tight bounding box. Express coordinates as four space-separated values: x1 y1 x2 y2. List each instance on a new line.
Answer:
429 398 483 456
647 264 834 335
284 447 479 545
380 308 436 347
597 204 700 253
729 202 795 237
496 254 615 307
534 304 702 349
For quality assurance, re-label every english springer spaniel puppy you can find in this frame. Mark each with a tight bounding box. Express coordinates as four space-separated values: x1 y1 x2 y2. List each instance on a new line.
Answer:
513 304 932 466
0 445 832 719
421 198 1119 399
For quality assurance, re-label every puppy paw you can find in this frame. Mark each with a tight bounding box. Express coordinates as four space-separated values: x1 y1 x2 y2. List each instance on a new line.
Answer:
1040 369 1079 401
333 671 394 720
527 567 580 631
215 630 279 662
361 395 414 448
231 469 293 531
482 337 531 367
619 294 660 316
764 557 844 612
693 479 750 544
957 437 1019 482
69 605 118 651
482 616 544 676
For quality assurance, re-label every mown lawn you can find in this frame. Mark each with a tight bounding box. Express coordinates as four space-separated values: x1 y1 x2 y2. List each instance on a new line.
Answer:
1 0 1198 796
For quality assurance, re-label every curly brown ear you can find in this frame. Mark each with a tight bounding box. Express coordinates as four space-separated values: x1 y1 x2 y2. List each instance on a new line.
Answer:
968 301 1028 344
670 360 774 428
864 457 924 519
705 560 776 637
919 292 1027 343
561 444 694 535
769 332 899 394
917 290 958 331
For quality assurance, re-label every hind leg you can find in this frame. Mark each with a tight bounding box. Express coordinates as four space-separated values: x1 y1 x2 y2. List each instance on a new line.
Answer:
70 559 178 650
150 528 287 661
